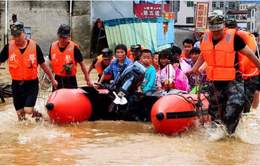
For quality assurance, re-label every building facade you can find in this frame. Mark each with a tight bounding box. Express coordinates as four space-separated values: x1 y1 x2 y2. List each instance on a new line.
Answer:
247 3 257 32
0 1 91 58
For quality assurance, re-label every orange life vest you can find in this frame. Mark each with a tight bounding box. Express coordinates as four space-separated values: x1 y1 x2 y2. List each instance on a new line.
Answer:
201 29 239 81
51 41 78 76
236 30 259 79
94 54 115 79
180 51 186 58
8 39 38 81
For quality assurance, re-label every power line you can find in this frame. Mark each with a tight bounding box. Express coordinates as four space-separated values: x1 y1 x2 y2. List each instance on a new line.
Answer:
107 0 153 48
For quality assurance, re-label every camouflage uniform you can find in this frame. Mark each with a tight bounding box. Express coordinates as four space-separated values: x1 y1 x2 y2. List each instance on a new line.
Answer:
243 76 259 113
224 18 260 113
208 76 245 134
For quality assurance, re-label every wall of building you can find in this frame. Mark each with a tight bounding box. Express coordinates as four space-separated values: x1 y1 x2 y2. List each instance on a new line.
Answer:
0 2 4 50
71 1 91 58
175 0 212 28
174 28 195 49
255 4 260 33
0 1 91 58
175 1 195 26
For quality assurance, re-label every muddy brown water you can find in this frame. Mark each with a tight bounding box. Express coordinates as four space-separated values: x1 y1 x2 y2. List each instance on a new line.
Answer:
0 59 260 165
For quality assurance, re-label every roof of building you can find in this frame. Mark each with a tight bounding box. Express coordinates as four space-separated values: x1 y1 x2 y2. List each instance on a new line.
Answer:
227 10 247 14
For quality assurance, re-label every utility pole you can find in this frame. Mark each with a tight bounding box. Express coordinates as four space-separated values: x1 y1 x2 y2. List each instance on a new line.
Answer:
4 0 8 45
69 0 73 40
161 0 164 18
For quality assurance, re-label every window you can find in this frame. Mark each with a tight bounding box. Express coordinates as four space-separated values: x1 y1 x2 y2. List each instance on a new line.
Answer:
186 17 194 24
252 22 254 31
248 10 251 17
24 27 31 39
212 2 216 8
220 2 224 7
228 2 236 9
187 0 193 7
227 14 235 19
252 9 255 17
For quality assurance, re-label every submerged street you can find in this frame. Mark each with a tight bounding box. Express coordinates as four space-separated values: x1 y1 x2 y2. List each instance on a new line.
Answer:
0 59 260 165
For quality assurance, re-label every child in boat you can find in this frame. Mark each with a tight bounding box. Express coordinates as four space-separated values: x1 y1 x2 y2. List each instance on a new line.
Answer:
139 49 156 95
156 49 176 91
171 46 191 74
172 56 189 92
153 52 160 72
187 47 208 92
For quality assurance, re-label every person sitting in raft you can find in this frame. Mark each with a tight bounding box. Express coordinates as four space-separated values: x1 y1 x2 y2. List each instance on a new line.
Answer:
138 49 156 95
88 48 115 84
180 38 194 66
187 47 208 92
97 44 132 87
171 45 191 74
156 49 176 92
127 44 145 61
152 52 160 72
172 56 189 92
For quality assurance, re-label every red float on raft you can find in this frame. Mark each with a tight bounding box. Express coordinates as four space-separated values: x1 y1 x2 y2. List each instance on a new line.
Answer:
46 89 92 123
151 94 209 134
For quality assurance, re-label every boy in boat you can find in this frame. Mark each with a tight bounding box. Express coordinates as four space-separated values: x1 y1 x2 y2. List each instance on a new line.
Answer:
187 47 208 92
139 49 156 95
180 39 194 66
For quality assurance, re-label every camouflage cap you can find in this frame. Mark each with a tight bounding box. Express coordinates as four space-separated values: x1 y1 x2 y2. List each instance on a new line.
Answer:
225 18 237 28
208 12 225 31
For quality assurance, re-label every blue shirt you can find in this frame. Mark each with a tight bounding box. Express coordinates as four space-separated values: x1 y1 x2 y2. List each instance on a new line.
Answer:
141 65 156 93
103 57 132 80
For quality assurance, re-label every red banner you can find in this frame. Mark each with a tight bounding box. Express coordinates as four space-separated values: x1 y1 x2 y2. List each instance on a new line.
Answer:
195 2 209 32
134 4 170 18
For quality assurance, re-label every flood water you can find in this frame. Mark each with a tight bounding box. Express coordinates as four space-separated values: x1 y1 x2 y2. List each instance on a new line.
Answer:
1 59 260 165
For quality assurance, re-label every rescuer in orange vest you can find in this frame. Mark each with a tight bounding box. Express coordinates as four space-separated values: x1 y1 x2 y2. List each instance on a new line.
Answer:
88 48 115 84
189 12 260 135
0 21 58 121
127 44 143 61
49 24 93 90
225 19 259 113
